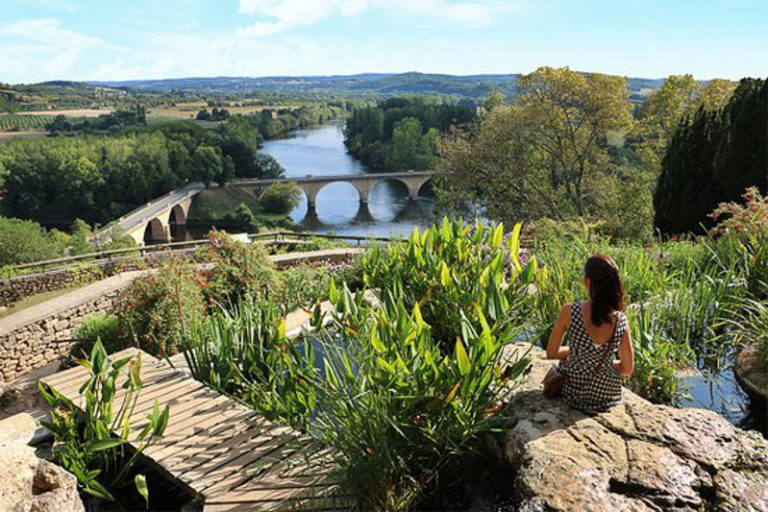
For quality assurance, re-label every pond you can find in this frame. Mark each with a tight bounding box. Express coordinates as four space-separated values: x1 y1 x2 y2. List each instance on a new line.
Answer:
259 122 435 238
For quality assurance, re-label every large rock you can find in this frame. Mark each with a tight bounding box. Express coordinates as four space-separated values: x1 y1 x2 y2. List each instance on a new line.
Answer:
735 345 768 401
0 442 85 512
500 344 768 512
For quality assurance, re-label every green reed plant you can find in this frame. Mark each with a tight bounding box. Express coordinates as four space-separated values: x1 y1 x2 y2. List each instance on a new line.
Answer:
309 284 532 512
182 296 317 428
362 218 538 349
39 340 169 508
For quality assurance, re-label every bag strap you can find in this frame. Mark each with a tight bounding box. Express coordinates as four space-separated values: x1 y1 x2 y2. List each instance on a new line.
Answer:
587 314 618 380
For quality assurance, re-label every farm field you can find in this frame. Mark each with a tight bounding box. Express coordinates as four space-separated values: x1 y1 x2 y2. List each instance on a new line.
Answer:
0 130 46 142
17 109 114 117
146 102 296 122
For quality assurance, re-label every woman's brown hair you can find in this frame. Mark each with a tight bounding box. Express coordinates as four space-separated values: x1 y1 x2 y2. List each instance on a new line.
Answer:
584 255 625 326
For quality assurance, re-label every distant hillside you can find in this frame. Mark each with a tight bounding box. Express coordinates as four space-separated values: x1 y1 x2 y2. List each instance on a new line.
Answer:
89 72 665 100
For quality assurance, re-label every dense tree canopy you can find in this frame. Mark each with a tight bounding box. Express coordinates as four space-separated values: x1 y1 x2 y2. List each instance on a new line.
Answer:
345 96 476 170
0 120 269 225
654 78 768 235
436 67 634 225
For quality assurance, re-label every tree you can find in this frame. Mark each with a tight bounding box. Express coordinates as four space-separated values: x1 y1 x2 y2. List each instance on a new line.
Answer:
192 145 224 186
654 78 767 235
437 67 634 223
635 75 736 173
0 217 63 266
698 79 737 111
260 182 302 215
388 117 423 170
253 153 285 179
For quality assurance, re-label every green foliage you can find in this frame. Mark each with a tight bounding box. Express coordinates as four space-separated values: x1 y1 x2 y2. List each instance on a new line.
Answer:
436 67 634 228
75 314 124 357
46 109 147 136
39 341 169 507
361 218 538 348
0 119 262 225
345 96 475 170
278 264 331 312
654 78 767 235
0 113 53 131
260 182 302 215
220 202 261 231
197 230 279 306
0 216 64 266
310 285 532 511
182 297 317 428
252 152 285 179
113 260 205 356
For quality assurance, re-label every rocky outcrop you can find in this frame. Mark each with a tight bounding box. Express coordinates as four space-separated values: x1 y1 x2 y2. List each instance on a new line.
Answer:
500 345 768 512
0 442 84 512
736 346 768 401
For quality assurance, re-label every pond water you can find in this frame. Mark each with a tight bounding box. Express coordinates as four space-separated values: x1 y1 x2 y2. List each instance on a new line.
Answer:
678 349 765 433
259 122 435 238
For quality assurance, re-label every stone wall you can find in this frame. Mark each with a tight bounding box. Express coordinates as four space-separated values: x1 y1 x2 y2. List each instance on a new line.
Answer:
0 265 110 308
0 271 142 383
0 291 120 382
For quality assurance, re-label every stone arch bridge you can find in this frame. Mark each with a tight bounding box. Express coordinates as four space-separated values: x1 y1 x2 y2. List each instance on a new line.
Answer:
227 172 432 207
97 182 204 244
96 172 432 244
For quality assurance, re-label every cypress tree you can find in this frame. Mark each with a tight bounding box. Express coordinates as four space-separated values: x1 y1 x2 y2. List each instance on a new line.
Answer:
654 78 768 235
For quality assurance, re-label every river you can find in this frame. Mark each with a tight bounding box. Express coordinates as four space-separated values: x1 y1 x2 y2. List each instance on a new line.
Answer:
259 122 435 237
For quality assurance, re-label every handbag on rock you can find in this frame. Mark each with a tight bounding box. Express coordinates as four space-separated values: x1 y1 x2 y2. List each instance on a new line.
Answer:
542 365 566 399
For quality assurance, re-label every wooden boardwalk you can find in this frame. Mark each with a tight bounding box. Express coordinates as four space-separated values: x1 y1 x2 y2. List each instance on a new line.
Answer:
40 349 346 511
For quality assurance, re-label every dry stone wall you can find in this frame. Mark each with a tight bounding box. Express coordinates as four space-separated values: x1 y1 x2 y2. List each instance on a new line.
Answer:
0 272 142 383
0 265 110 308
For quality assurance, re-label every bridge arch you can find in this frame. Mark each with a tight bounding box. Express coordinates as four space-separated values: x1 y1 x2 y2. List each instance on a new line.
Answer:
143 217 169 244
368 178 409 201
415 178 433 198
169 203 187 225
300 181 366 207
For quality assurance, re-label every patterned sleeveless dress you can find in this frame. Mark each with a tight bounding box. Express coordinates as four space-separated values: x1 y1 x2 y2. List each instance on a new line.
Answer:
559 301 627 412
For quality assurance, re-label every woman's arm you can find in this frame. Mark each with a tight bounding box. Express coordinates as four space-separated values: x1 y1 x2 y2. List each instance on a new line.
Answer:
613 318 634 377
546 303 572 360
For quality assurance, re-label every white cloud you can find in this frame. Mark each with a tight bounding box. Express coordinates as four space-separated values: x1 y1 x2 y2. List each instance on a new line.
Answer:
238 0 369 36
0 18 117 82
236 0 507 36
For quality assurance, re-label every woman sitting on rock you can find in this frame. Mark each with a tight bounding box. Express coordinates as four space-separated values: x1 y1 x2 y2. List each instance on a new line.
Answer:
546 254 634 413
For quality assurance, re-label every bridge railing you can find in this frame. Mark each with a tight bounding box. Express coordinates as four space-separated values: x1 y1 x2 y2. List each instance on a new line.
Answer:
0 231 398 279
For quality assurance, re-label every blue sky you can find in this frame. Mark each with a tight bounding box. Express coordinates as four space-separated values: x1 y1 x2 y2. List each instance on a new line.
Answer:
1 0 766 83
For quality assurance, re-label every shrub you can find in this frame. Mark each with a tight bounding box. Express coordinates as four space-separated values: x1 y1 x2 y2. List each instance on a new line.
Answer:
221 203 261 232
113 260 205 356
278 264 331 312
309 285 532 511
182 297 316 428
39 341 169 507
260 182 302 215
74 314 124 357
198 230 278 306
0 216 63 266
362 218 538 350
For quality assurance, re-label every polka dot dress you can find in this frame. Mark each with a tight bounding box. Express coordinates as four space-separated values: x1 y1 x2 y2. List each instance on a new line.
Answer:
559 301 626 412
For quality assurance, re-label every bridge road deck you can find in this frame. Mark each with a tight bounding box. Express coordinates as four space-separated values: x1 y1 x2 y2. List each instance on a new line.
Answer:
40 348 346 511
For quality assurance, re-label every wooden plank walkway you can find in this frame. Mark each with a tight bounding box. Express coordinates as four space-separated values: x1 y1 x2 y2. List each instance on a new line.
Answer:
40 348 347 511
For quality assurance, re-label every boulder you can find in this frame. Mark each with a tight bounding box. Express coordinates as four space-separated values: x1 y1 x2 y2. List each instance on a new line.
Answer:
500 345 768 512
735 346 768 401
0 442 84 512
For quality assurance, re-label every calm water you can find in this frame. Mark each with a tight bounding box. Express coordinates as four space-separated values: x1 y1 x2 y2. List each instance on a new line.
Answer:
259 123 434 237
